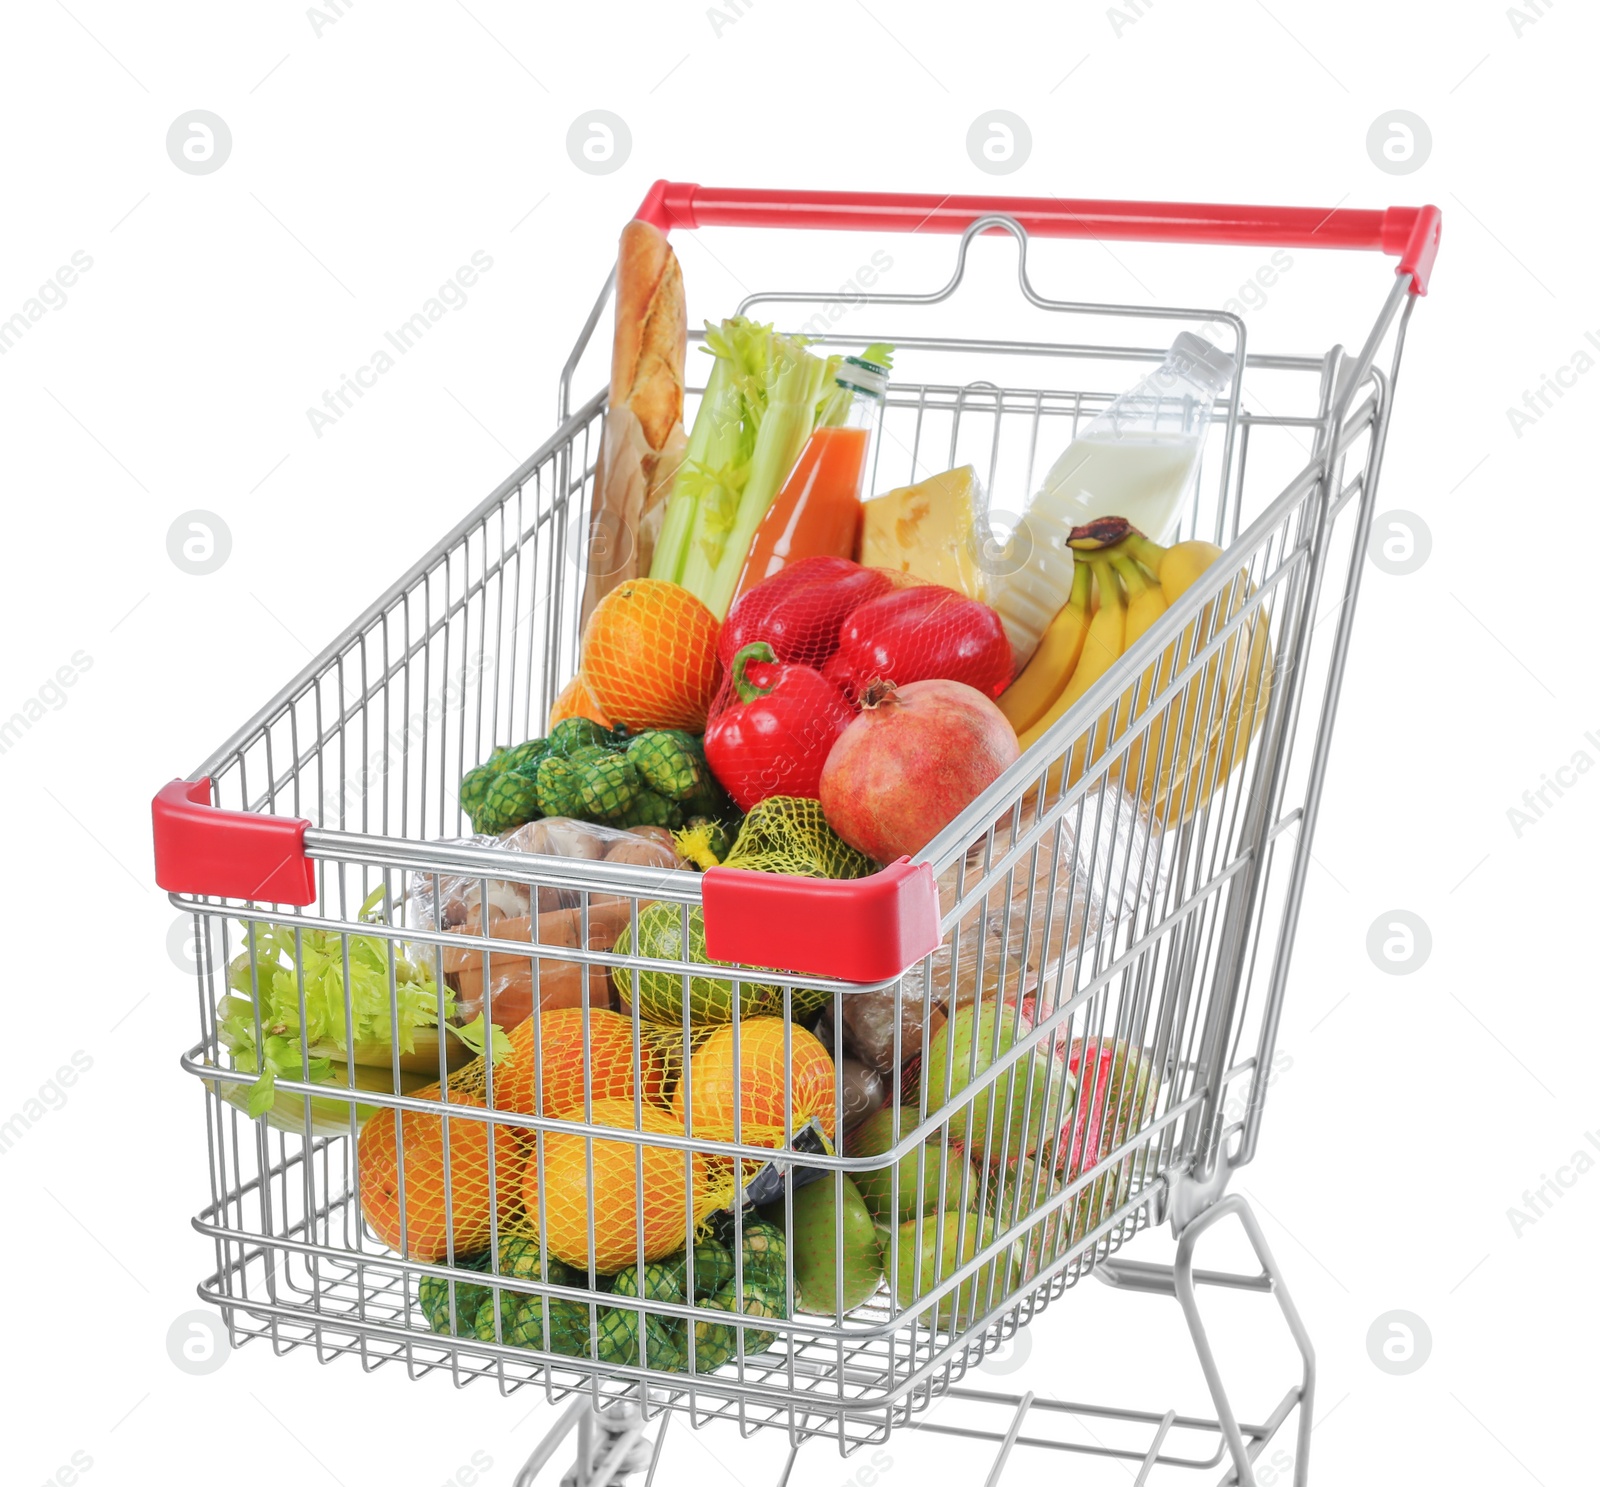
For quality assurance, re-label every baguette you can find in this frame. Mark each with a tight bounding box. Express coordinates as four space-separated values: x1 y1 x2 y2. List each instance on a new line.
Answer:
581 219 688 626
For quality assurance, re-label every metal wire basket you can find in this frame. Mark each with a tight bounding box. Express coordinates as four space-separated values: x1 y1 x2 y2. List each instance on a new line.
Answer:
154 184 1438 1486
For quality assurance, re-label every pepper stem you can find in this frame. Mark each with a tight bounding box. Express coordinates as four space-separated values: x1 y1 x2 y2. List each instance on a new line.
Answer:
730 642 779 705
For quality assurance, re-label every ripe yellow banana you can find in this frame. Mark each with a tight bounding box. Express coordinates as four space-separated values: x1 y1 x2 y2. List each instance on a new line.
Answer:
999 558 1094 734
1018 553 1125 761
1012 518 1274 821
1104 552 1169 795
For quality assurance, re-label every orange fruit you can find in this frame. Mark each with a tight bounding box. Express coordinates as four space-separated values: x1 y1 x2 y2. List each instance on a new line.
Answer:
494 1008 665 1118
357 1087 526 1261
672 1019 837 1147
580 579 720 731
522 1097 718 1273
548 674 611 730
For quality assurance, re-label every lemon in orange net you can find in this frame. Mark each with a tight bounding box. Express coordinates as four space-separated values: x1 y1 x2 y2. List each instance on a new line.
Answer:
672 1019 837 1148
580 578 720 731
548 674 611 731
358 1086 526 1262
495 1008 666 1118
522 1097 721 1273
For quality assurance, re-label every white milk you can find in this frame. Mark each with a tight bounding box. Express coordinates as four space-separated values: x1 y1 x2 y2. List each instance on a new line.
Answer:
1035 432 1200 540
995 434 1202 664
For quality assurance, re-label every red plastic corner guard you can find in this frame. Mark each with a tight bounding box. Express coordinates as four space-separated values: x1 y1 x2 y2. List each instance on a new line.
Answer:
701 857 942 984
152 779 316 906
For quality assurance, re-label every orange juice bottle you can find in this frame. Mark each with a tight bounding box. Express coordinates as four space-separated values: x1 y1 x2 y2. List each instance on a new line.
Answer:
732 357 887 603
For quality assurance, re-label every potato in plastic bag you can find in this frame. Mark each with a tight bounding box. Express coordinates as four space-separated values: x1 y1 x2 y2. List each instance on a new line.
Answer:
838 783 1162 1074
408 818 687 1028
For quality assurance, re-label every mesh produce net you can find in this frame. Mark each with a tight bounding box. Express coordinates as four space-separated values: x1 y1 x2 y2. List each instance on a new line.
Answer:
720 796 876 879
579 577 722 731
707 557 1012 724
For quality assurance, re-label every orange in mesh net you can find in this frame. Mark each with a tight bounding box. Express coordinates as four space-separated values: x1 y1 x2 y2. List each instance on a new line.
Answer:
548 674 612 731
493 1008 666 1118
579 578 720 731
520 1096 724 1273
672 1018 837 1148
357 1086 527 1262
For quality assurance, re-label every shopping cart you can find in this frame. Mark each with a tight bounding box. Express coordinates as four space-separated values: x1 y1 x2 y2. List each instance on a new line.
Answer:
153 184 1440 1487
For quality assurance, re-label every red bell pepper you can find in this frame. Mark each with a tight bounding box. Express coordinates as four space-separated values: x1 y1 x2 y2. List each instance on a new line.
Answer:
703 642 855 811
718 556 894 671
829 584 1013 700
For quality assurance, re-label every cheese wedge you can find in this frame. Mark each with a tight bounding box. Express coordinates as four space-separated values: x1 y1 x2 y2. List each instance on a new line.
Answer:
860 464 988 600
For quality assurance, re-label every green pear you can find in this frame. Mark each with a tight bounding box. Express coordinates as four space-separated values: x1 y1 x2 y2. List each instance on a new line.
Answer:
849 1104 979 1224
780 1173 883 1315
921 1003 1074 1165
891 1209 1015 1329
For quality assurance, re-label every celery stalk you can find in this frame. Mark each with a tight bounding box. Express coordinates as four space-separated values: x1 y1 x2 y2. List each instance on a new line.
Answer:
650 319 761 585
688 340 830 618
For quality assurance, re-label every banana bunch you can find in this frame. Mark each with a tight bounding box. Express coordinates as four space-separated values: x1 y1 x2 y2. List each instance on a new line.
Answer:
998 517 1272 826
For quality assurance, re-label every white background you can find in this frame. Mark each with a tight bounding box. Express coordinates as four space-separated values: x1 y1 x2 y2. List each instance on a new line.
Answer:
2 2 1594 1483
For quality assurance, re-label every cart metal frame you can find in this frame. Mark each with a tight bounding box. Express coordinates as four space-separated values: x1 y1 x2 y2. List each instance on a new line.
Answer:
156 185 1435 1487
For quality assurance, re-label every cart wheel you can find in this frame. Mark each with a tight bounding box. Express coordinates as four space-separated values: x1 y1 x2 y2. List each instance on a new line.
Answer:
517 1398 669 1487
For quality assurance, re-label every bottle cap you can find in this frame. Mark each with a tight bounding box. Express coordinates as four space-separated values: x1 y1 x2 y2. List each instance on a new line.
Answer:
1167 332 1236 395
837 356 889 398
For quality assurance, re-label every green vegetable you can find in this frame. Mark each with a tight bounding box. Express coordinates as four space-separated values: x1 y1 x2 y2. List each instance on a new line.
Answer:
613 789 678 829
651 319 893 618
594 1302 686 1370
501 738 549 773
688 1241 736 1300
477 770 541 835
461 723 730 837
627 732 702 801
546 717 617 757
497 1234 576 1291
735 1219 787 1295
576 752 643 821
613 1259 686 1301
492 1293 591 1356
689 1284 783 1371
217 888 509 1117
533 755 584 818
419 1251 493 1337
613 901 783 1024
651 319 755 587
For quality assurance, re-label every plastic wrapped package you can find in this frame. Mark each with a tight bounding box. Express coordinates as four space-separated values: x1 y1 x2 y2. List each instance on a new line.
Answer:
409 818 687 1029
837 782 1164 1075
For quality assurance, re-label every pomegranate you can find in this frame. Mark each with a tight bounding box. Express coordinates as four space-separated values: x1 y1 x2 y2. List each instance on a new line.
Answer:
819 678 1020 861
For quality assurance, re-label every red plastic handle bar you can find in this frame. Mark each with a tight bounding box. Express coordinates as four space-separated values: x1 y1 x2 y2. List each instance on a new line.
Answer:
702 857 942 984
634 182 1442 295
152 778 317 906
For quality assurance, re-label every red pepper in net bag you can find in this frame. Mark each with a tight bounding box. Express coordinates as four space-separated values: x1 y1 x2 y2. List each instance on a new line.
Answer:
718 556 895 672
829 584 1013 701
704 642 855 810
